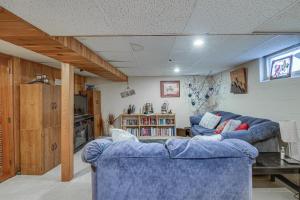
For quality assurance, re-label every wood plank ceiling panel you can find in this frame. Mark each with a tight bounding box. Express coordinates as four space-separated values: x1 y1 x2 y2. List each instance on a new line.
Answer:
0 7 128 82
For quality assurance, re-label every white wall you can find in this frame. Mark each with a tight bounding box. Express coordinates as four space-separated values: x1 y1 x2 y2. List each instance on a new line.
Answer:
214 59 300 133
87 76 202 129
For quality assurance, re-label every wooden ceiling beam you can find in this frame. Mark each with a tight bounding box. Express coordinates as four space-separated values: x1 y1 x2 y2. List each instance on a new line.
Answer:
0 7 128 82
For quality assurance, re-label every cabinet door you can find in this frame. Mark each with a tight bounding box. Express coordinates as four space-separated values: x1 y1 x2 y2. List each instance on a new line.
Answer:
43 128 54 172
51 86 61 127
52 127 61 166
43 85 52 128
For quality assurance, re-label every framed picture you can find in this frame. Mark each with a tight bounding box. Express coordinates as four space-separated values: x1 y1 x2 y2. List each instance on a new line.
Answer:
230 68 247 94
270 56 292 80
160 81 180 97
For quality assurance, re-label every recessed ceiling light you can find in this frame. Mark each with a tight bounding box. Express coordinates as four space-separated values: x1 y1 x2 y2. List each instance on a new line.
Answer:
174 67 180 73
193 39 204 47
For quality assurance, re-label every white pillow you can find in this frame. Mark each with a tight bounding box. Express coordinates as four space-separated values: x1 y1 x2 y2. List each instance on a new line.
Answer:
199 112 221 129
222 119 242 133
110 128 139 142
192 134 222 141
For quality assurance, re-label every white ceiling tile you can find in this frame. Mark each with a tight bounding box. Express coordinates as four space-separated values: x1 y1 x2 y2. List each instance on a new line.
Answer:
94 0 196 34
97 51 133 62
0 0 113 35
129 36 175 66
255 1 300 32
185 0 297 34
109 61 137 68
76 37 132 52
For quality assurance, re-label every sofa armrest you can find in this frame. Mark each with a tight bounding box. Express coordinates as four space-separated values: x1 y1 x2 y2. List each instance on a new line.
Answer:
81 138 112 164
249 121 279 143
190 114 203 126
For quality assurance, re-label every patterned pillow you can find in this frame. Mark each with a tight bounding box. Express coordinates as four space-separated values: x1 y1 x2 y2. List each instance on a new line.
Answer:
214 120 229 134
199 112 222 129
222 119 242 133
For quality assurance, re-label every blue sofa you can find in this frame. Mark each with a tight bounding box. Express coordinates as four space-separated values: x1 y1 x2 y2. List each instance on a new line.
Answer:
82 138 258 200
190 111 280 152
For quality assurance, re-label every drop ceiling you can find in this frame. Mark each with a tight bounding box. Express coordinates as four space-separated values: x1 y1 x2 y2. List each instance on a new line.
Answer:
0 0 300 76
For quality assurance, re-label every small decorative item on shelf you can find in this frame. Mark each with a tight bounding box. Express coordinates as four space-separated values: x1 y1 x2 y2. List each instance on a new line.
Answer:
161 101 169 114
28 74 49 84
127 104 136 114
142 103 154 114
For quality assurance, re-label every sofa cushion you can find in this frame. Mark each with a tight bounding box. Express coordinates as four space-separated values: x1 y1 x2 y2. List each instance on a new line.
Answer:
199 112 221 129
191 125 216 136
235 116 269 127
166 138 258 159
212 111 241 123
101 140 169 158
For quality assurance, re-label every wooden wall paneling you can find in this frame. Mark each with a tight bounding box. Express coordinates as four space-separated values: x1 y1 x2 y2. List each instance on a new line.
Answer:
12 57 21 172
61 63 74 182
0 56 15 181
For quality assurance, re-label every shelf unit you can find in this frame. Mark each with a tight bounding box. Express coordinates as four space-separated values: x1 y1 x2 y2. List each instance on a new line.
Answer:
120 113 176 137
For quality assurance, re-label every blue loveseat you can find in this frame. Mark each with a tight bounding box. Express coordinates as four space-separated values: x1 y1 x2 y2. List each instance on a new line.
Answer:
190 111 280 152
82 138 258 200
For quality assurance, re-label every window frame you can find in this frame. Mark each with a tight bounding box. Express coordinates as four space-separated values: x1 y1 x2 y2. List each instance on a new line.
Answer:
262 43 300 82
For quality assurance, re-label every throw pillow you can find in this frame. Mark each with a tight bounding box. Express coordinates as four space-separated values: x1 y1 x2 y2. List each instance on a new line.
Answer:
235 123 249 131
222 119 242 133
214 120 229 134
110 128 139 142
199 112 222 129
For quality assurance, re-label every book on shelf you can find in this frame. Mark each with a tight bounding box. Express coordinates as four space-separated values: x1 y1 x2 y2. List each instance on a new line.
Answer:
122 119 138 126
158 118 175 125
140 116 157 125
126 128 139 136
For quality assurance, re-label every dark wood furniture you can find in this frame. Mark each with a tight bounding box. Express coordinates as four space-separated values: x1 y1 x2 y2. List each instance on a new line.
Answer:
20 84 61 175
253 152 300 199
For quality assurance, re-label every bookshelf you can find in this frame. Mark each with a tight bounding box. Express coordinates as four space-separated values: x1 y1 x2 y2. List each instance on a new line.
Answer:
120 114 176 137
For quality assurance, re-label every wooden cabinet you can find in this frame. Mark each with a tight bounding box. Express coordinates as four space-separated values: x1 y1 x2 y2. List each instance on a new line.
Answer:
20 84 61 175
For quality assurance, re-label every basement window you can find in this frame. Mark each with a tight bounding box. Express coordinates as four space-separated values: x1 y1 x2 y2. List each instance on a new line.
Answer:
261 44 300 82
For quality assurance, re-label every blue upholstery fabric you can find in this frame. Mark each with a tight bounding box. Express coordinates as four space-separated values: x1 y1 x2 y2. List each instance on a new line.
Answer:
190 111 280 152
82 138 257 200
191 125 216 136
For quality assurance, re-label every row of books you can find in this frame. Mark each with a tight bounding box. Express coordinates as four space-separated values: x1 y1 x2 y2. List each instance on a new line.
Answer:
140 127 176 137
140 117 157 125
122 119 138 125
126 128 139 136
158 118 175 125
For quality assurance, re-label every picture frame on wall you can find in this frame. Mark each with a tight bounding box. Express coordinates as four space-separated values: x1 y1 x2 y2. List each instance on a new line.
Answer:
230 68 247 94
270 56 292 80
160 81 180 98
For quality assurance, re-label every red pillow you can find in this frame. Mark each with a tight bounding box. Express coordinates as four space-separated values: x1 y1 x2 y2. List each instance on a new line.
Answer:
214 120 229 134
235 123 249 131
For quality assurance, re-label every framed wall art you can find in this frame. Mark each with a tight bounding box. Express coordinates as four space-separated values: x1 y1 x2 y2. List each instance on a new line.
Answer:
270 56 292 80
160 81 180 97
230 68 247 94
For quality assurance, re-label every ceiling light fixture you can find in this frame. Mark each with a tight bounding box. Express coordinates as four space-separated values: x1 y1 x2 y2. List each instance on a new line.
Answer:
174 67 180 73
193 39 204 47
